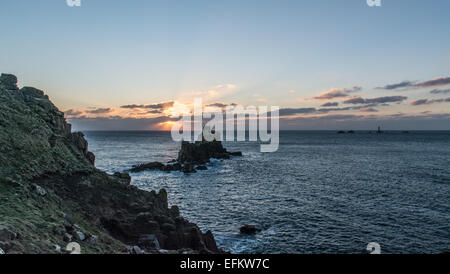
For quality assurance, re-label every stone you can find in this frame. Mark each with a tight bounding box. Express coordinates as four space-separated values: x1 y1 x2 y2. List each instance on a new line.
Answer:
138 234 160 250
20 86 45 98
112 172 131 185
75 231 86 241
0 248 5 255
87 234 98 244
182 163 197 173
54 244 61 253
128 245 145 254
161 223 176 232
196 165 207 170
63 233 73 242
0 73 18 90
130 162 165 172
240 224 262 234
52 225 65 236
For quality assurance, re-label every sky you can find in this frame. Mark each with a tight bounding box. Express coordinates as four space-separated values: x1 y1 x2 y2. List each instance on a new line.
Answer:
1 0 450 130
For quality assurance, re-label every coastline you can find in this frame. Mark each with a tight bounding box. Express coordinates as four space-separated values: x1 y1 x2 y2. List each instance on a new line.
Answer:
0 74 222 254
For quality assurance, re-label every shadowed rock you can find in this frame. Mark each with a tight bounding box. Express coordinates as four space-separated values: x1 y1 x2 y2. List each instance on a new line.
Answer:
0 74 222 254
240 224 262 234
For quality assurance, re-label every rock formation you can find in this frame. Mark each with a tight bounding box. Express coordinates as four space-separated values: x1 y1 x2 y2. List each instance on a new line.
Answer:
130 138 242 174
0 74 221 254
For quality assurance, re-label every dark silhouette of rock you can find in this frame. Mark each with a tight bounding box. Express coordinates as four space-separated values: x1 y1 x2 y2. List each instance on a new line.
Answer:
182 163 197 173
240 224 262 234
130 162 165 172
130 138 242 174
0 73 19 90
0 74 222 254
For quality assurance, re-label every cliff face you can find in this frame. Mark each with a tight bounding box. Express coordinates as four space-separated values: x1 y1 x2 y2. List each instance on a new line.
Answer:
0 74 220 254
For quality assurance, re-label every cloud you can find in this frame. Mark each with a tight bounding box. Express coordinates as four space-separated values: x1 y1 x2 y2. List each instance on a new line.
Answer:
321 102 339 107
64 109 83 117
430 88 450 94
313 86 362 100
69 116 175 131
377 81 415 90
277 104 382 117
279 108 317 116
86 108 114 114
359 107 379 113
205 102 238 108
289 90 295 94
120 101 174 110
415 76 450 88
344 96 407 105
410 97 450 106
378 76 450 90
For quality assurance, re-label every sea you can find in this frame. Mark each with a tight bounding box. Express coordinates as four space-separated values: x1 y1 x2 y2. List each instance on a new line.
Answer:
83 131 450 254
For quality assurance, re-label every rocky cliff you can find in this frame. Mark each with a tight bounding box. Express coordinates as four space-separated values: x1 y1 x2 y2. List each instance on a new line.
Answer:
0 74 220 254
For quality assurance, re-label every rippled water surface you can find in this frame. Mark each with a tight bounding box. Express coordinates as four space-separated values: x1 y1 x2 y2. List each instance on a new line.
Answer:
84 131 450 254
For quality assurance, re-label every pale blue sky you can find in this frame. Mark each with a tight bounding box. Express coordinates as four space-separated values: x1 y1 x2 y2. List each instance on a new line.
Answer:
1 0 450 129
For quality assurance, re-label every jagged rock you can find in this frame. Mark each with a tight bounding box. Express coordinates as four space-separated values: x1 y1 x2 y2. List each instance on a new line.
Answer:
20 86 45 98
230 151 243 156
0 74 222 254
87 234 98 244
0 73 18 90
138 234 160 250
63 233 73 242
86 151 95 165
112 172 131 185
75 231 85 241
52 225 65 236
182 163 197 173
196 165 207 170
130 161 165 172
240 224 262 234
127 245 145 254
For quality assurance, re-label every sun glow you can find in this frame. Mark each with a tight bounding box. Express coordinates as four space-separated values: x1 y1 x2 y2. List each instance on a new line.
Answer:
158 121 176 130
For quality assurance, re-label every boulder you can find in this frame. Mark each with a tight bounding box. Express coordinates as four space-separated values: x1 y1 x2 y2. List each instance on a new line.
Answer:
63 233 73 242
112 172 131 185
240 224 262 234
138 234 160 250
0 73 18 90
130 162 165 172
182 163 196 173
128 245 145 254
75 231 85 241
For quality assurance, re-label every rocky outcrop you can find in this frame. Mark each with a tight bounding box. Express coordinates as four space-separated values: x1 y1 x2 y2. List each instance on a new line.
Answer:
240 224 262 235
130 140 242 174
0 74 19 90
0 74 221 254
